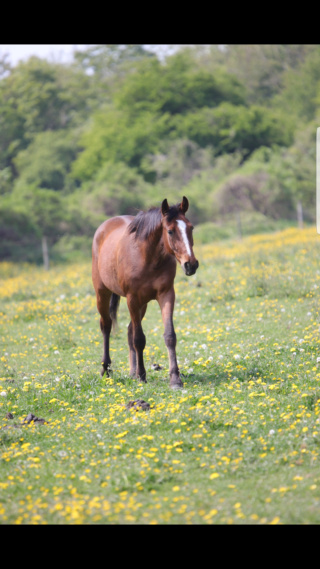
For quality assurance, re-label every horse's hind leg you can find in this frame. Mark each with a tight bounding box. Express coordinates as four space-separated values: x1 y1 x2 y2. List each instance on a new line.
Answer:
96 288 113 376
127 321 137 377
127 297 147 382
127 304 147 378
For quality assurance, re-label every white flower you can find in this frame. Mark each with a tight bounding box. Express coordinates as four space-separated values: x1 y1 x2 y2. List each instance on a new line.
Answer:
0 391 7 397
234 354 241 360
269 429 275 435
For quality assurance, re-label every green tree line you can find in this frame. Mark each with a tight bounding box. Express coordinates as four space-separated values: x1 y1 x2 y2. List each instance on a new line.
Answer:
0 44 318 264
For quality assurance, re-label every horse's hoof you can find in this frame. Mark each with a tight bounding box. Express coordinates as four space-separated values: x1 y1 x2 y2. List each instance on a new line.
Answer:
101 367 112 377
170 380 184 390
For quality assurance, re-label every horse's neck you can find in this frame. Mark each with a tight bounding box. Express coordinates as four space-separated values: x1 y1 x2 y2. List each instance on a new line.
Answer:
142 227 169 265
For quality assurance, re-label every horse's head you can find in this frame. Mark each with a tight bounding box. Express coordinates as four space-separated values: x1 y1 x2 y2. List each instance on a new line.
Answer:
161 196 199 276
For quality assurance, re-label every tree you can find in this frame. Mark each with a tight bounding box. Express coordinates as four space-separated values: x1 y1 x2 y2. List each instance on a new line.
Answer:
11 185 67 269
274 47 320 121
0 56 94 172
115 51 246 118
171 103 294 156
70 107 171 181
13 129 80 192
73 44 154 80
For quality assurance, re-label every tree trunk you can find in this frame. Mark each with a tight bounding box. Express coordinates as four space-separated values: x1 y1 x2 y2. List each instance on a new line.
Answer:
297 200 303 229
236 210 242 240
42 235 49 270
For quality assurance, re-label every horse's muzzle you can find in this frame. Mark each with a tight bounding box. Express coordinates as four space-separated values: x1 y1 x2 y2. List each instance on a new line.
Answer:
184 260 199 276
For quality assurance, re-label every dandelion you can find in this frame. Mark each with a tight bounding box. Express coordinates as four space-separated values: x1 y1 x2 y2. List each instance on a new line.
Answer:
209 473 220 480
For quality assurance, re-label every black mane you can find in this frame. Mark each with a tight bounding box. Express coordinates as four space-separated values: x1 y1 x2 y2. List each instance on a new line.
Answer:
128 204 180 240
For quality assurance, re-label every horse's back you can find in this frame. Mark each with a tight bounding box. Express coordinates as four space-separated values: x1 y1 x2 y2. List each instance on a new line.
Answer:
92 215 133 256
92 215 134 296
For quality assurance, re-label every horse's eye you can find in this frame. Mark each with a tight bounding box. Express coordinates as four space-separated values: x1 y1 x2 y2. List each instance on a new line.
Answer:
168 230 173 235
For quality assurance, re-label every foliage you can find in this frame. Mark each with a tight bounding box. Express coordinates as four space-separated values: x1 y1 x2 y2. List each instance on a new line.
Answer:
114 52 246 117
171 103 294 154
0 44 319 263
213 45 315 104
71 107 172 181
0 199 40 262
13 129 80 192
273 48 320 121
73 44 155 81
78 161 155 218
0 56 94 171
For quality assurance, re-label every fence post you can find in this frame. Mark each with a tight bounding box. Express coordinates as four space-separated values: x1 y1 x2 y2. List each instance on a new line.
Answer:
297 200 303 229
236 210 242 239
42 235 49 270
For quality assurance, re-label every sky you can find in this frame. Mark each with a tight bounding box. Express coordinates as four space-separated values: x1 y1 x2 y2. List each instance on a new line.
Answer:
0 44 180 67
0 44 92 66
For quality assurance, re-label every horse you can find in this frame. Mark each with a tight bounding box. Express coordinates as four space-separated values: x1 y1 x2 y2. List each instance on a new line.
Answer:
92 196 199 388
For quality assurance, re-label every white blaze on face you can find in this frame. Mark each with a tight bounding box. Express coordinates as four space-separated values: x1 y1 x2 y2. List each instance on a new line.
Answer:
176 219 192 256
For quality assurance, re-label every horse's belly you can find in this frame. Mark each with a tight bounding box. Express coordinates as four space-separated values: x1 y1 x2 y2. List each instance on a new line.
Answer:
98 245 126 296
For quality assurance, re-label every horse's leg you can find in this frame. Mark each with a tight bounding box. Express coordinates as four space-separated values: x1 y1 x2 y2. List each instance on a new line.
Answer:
127 296 147 382
127 321 136 377
158 288 183 388
128 304 147 377
96 288 113 376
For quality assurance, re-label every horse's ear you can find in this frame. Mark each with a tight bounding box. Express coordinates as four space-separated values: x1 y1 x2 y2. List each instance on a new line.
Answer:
161 199 170 216
180 196 189 214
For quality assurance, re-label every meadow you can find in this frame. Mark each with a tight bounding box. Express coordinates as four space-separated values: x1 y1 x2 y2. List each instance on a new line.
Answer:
1 226 320 524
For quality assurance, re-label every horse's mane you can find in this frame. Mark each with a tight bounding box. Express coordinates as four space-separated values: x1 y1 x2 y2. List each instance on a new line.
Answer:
128 204 180 240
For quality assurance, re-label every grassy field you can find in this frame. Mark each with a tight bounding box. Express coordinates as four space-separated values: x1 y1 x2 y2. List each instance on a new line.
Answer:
1 226 320 524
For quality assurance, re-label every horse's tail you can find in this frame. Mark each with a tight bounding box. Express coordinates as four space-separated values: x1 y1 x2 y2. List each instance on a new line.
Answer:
109 293 120 333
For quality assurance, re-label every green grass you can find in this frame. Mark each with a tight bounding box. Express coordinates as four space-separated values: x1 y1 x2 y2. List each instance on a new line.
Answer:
1 227 320 524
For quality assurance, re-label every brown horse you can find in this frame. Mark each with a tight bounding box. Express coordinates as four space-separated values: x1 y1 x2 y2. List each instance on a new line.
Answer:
92 196 199 388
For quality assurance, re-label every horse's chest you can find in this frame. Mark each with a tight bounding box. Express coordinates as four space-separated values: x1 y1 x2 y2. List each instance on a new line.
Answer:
121 262 174 302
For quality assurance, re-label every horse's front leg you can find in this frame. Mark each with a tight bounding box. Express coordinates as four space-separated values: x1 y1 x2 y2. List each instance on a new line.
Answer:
158 288 183 388
127 296 147 382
